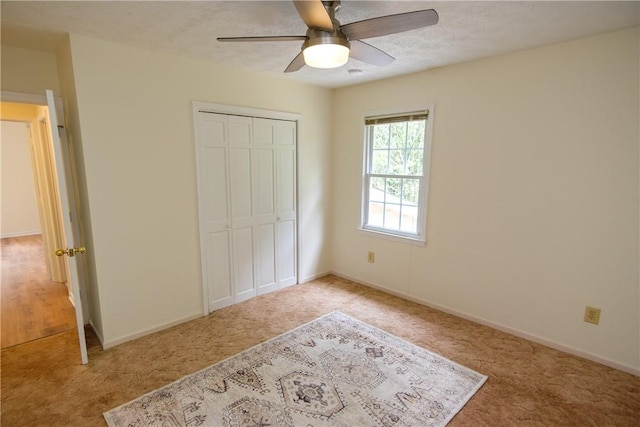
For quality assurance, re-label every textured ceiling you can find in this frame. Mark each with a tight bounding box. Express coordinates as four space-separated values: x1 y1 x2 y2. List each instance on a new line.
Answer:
2 1 638 88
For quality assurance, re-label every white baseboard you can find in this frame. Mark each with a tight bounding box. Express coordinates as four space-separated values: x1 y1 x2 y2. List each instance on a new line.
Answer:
101 312 203 350
331 271 640 377
299 270 332 284
1 230 41 238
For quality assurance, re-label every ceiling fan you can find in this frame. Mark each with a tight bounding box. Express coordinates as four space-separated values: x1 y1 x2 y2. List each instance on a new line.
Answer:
217 0 439 73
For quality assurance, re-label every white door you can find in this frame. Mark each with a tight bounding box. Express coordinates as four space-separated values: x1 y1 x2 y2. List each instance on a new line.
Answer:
195 112 233 312
228 116 257 303
252 118 277 295
275 120 297 287
46 90 88 364
194 103 299 314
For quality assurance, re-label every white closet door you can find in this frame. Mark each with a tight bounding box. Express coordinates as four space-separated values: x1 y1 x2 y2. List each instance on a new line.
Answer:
196 112 233 311
228 116 257 302
252 118 278 295
195 104 299 314
275 120 297 287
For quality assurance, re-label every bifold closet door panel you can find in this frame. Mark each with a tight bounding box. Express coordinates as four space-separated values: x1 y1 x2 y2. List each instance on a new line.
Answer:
196 112 233 311
202 148 233 309
228 116 257 302
228 145 254 300
275 120 298 287
252 130 278 294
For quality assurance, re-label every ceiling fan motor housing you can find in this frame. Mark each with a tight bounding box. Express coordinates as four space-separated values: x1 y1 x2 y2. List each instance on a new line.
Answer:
303 28 350 51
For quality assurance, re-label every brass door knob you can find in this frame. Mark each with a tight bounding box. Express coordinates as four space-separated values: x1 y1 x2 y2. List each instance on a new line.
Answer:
55 246 86 257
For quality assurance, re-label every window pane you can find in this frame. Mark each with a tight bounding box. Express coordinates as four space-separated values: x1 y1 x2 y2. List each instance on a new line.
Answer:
389 123 406 149
372 150 388 174
402 178 420 205
373 125 390 149
368 202 384 227
406 149 423 176
384 203 401 230
400 205 418 233
407 121 425 148
389 149 405 174
369 178 385 202
385 178 402 200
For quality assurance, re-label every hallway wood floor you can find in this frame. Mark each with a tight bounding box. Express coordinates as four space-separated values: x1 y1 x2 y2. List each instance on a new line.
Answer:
1 234 76 348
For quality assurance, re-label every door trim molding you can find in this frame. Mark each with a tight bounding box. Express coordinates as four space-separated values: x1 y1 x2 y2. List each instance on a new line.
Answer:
1 91 48 105
192 102 301 123
1 90 64 118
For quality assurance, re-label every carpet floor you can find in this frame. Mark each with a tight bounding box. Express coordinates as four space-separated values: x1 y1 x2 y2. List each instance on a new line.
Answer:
1 275 638 426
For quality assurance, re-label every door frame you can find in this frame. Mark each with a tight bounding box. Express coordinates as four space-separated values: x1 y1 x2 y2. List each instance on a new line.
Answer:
192 101 301 315
1 90 89 363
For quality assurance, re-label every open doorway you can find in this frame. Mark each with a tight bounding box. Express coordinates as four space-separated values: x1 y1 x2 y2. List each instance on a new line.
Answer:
0 105 76 348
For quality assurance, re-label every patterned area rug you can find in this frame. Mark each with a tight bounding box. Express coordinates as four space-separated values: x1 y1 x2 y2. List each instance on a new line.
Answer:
104 312 487 426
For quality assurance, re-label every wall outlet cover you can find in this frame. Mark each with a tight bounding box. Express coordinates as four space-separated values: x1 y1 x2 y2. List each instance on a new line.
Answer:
584 306 601 325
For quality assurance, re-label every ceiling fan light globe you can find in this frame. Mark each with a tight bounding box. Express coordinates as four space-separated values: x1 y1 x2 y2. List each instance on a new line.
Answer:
303 43 350 69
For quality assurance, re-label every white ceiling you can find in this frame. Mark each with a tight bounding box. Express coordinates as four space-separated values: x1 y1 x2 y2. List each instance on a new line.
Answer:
2 1 638 88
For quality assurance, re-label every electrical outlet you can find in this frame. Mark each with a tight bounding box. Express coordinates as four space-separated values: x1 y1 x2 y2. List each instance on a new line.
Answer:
584 306 601 325
367 251 375 263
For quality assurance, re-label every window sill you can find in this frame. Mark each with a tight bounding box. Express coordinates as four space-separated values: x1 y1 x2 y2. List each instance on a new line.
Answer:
357 227 426 247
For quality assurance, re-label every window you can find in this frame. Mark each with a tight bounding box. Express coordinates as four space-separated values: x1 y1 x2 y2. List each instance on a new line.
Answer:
361 108 433 243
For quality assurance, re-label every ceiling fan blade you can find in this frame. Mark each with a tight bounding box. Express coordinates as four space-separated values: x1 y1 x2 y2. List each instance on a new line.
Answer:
341 9 438 40
293 0 334 31
217 36 307 42
349 40 394 67
284 51 306 73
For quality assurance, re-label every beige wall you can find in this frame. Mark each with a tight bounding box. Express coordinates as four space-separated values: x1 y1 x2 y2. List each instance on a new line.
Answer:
331 27 639 373
1 121 40 236
56 37 100 332
1 45 61 95
66 34 333 347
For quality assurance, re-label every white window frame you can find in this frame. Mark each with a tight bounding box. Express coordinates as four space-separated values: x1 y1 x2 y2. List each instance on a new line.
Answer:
359 105 435 245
